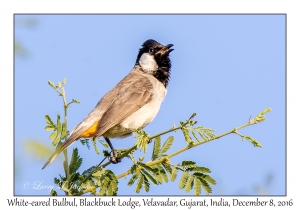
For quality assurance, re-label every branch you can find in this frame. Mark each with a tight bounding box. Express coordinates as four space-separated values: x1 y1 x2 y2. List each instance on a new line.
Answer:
116 108 271 179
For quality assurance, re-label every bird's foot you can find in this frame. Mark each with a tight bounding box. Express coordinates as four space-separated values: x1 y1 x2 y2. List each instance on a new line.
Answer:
109 150 121 164
109 156 121 164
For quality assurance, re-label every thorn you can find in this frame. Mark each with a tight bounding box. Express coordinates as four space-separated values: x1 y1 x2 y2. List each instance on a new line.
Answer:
248 115 252 123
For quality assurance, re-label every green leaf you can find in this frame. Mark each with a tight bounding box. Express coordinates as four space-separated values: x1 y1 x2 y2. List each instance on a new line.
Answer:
62 78 67 85
107 169 118 180
135 174 144 193
92 170 103 177
182 127 193 144
179 171 189 189
54 177 61 186
139 163 157 174
108 178 118 196
152 164 168 184
128 170 141 186
254 108 272 123
187 166 211 173
151 136 161 161
104 170 118 196
80 139 90 150
98 139 108 148
82 180 95 193
103 150 110 157
152 165 163 184
185 174 194 193
134 129 149 153
143 175 150 192
48 80 56 89
170 167 177 182
107 184 113 195
199 177 212 195
129 164 137 174
45 125 54 131
195 166 211 173
61 122 67 139
160 136 174 154
191 131 201 142
110 179 118 196
92 139 100 155
199 132 207 141
203 175 216 185
161 162 172 175
52 134 61 146
194 178 202 195
50 189 57 196
57 82 62 88
98 171 108 187
56 115 62 136
69 148 82 174
182 160 196 167
99 179 109 196
158 164 168 183
69 172 80 184
194 173 216 185
49 131 58 141
141 169 158 185
45 115 55 126
72 98 80 104
187 126 215 141
242 136 262 147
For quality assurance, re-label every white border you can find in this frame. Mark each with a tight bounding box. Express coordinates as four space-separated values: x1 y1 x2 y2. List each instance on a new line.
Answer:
1 0 299 209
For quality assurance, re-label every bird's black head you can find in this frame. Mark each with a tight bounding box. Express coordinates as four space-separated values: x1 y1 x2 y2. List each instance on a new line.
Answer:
135 39 174 87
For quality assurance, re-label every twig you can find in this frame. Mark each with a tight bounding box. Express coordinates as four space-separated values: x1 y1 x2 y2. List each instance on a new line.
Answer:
116 113 268 179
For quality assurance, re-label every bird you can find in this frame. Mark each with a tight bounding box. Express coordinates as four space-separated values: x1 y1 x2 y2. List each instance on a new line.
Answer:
42 39 174 169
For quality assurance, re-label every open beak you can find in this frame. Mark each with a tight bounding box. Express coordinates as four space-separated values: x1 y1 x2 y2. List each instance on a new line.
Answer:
156 44 174 55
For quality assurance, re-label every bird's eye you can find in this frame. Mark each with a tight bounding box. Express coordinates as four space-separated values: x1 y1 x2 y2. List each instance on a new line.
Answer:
149 48 154 53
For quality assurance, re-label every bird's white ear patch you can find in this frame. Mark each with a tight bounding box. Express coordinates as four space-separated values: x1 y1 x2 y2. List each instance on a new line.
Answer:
139 53 158 72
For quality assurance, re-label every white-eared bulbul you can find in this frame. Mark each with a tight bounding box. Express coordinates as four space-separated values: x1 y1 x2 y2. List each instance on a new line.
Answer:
42 39 174 169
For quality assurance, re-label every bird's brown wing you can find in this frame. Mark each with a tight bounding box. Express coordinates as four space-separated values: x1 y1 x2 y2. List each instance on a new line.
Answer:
68 67 153 140
96 72 154 137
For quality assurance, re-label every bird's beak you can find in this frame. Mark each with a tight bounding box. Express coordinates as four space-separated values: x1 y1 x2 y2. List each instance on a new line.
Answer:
156 44 174 55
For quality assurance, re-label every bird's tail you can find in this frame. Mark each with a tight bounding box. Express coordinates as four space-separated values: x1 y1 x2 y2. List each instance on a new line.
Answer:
42 136 77 169
41 150 60 170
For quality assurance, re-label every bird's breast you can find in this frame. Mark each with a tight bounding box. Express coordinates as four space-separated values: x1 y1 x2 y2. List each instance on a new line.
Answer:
104 77 167 139
121 78 166 128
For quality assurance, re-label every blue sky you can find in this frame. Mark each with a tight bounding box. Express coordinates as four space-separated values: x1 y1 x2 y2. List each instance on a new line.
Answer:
14 14 285 196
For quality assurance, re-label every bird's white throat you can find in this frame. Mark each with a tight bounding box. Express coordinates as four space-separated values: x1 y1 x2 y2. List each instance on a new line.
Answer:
139 53 158 72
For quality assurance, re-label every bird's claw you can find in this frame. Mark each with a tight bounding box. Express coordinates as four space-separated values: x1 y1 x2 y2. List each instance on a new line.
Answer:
109 156 121 164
